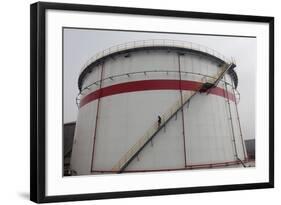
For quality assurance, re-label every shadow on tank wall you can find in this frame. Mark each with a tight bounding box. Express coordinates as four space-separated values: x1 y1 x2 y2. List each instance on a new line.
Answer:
63 122 76 176
245 139 255 160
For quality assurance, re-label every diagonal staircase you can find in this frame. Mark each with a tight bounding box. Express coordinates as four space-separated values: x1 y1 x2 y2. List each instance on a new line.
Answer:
111 63 236 173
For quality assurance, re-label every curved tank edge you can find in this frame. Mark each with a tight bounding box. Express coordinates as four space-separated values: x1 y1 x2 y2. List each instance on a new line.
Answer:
77 45 238 91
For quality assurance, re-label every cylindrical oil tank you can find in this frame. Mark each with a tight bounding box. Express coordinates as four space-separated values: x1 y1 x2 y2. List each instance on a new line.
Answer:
70 39 247 175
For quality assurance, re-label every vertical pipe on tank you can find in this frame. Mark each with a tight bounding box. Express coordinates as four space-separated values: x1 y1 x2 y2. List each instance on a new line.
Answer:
90 62 105 172
177 54 187 167
223 76 239 160
230 79 247 161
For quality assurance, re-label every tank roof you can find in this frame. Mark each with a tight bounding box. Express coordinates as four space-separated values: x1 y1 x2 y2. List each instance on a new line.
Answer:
78 39 238 91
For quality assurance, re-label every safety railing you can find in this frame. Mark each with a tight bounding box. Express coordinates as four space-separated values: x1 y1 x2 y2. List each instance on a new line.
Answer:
80 39 233 75
76 69 235 107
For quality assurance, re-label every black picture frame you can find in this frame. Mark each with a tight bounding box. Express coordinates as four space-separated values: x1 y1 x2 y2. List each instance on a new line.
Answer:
30 2 274 203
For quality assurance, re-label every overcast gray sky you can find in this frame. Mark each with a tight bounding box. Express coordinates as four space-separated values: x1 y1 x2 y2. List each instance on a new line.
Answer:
63 28 256 140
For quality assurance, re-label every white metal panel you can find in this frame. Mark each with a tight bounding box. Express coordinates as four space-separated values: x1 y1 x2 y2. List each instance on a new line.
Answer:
198 55 208 76
102 50 179 79
184 94 236 164
81 64 102 90
179 54 193 73
70 101 97 175
92 90 182 171
216 93 237 161
126 112 185 170
192 55 202 75
206 59 219 77
100 71 180 91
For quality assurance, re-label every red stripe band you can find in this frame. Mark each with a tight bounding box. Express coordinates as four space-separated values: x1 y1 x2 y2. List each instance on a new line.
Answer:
80 80 235 108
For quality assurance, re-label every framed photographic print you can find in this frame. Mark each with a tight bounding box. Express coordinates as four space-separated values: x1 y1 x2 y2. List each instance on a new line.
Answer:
30 2 274 203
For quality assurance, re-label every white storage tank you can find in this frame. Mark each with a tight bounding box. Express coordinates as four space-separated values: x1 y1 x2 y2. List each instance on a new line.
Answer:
70 39 247 175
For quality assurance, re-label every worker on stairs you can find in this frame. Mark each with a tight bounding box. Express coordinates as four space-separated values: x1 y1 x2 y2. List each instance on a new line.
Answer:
158 115 162 128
